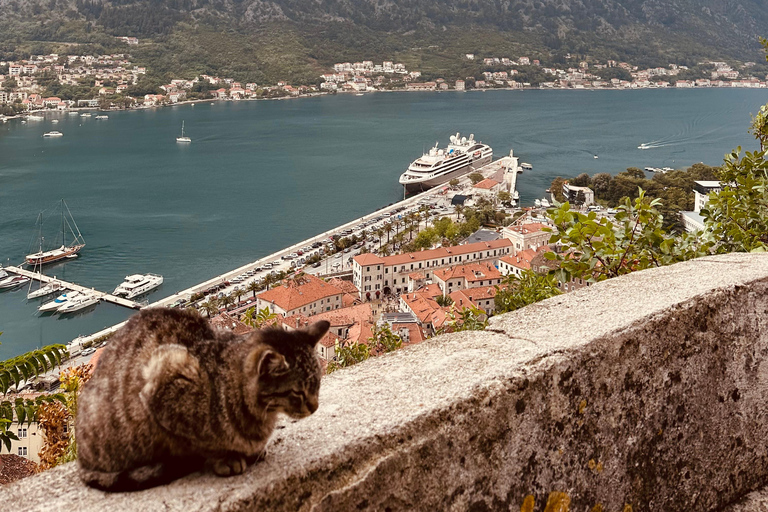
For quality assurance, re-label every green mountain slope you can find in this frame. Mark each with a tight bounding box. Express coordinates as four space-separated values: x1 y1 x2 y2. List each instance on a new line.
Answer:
1 0 766 83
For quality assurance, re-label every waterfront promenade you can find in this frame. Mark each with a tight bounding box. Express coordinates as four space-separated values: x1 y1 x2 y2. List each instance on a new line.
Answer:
61 155 517 351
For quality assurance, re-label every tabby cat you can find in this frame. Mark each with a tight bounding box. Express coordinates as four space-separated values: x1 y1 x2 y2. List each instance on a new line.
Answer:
76 308 328 492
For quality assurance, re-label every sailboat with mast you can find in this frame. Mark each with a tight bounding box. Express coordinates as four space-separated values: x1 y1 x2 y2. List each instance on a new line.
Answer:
25 200 86 266
176 120 191 143
26 255 67 299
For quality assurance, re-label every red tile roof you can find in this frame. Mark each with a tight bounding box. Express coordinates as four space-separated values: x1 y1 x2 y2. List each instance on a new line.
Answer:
258 274 342 312
433 262 502 284
354 253 385 265
473 178 500 190
500 245 550 271
505 222 549 235
210 312 253 335
326 277 359 295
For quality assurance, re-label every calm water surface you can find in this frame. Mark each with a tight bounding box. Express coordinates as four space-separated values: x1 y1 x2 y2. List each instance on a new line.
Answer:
0 89 765 357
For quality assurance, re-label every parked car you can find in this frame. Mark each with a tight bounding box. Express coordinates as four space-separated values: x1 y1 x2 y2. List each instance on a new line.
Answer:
82 347 96 357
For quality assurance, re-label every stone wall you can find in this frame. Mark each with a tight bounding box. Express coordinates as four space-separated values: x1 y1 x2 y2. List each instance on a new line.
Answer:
5 253 768 511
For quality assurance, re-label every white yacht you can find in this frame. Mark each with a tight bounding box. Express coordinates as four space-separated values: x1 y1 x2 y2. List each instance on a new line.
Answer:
0 275 30 289
521 162 533 170
39 291 82 312
399 133 492 193
57 293 99 313
113 273 163 299
95 115 109 120
80 113 92 118
43 131 63 138
51 119 59 124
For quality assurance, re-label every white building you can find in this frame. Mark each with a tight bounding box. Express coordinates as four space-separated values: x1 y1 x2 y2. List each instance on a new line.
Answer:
562 182 595 206
353 239 513 299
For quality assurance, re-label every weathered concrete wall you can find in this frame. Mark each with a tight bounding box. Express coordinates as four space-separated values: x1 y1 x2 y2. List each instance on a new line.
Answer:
5 253 768 511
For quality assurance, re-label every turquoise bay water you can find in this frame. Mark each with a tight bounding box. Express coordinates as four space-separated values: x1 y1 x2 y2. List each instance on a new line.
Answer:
0 89 766 357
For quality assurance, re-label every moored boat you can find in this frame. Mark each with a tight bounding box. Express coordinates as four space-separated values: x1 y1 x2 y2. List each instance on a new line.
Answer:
0 275 30 289
399 133 492 193
43 131 63 138
113 273 163 298
25 200 86 266
39 291 81 312
56 293 99 314
28 280 67 299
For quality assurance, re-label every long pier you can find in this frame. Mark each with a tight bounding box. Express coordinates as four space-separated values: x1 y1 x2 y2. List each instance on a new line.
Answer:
3 266 142 309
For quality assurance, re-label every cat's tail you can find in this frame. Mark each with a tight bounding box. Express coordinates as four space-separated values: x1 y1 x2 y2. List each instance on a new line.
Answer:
79 458 203 492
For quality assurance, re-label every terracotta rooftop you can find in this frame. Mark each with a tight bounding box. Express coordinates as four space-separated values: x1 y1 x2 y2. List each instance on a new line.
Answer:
500 246 550 271
258 274 343 312
354 239 512 267
400 292 442 325
433 262 502 284
505 222 549 234
326 278 359 295
210 312 253 335
282 304 374 347
473 178 500 190
449 286 500 306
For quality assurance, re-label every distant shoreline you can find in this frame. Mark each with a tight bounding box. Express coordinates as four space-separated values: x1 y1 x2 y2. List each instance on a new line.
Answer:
5 85 762 121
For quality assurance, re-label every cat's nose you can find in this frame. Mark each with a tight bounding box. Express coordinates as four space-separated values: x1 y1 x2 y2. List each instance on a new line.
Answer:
307 399 318 414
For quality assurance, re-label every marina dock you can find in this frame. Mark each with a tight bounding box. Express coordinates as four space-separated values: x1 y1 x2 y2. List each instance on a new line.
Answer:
6 153 521 352
2 266 143 310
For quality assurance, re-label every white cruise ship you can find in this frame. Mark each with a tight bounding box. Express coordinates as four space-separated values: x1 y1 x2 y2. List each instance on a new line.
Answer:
399 133 493 193
113 274 163 299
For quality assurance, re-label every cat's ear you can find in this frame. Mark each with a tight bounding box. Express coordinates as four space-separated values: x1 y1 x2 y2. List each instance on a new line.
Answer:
257 350 289 377
305 320 330 346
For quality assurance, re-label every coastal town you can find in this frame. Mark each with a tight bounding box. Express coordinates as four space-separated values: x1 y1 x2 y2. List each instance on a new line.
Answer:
1 46 766 116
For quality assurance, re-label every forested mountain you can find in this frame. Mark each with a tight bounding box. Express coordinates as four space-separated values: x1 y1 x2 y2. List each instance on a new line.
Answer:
1 0 766 83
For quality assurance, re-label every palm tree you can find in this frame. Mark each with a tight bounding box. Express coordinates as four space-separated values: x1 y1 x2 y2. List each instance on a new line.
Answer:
454 204 463 221
376 227 385 251
385 222 394 244
246 280 260 299
200 297 219 317
221 294 235 311
0 338 67 395
233 288 244 305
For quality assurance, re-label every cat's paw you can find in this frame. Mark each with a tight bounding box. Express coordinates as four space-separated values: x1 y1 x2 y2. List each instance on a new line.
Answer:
211 455 247 477
245 449 266 465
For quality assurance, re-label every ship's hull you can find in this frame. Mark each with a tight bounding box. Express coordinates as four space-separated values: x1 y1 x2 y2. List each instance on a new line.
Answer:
57 295 99 314
402 153 493 194
25 244 84 266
